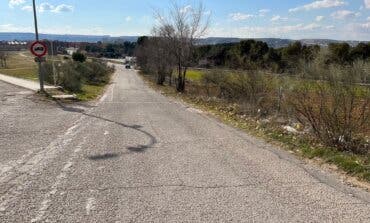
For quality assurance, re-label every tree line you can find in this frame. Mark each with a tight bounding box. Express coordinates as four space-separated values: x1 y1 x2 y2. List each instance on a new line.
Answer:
194 41 370 73
83 41 136 58
136 29 370 91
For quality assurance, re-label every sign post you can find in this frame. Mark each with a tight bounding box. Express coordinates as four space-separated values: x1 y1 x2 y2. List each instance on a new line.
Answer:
32 0 45 92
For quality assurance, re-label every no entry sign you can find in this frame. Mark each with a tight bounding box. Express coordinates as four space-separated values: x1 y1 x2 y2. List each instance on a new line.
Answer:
30 41 47 57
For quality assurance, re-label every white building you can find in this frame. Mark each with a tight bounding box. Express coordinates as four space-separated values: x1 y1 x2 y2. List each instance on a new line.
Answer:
66 47 78 55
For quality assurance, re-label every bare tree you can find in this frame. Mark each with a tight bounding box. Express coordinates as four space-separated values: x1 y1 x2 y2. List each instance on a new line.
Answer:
135 35 175 85
154 1 210 92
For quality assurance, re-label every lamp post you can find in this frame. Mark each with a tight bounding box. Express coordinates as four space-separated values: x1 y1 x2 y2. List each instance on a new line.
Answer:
32 0 44 92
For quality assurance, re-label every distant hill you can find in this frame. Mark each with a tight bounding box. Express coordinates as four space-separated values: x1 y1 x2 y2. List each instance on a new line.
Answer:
0 32 368 48
198 37 368 48
196 37 293 48
0 32 138 43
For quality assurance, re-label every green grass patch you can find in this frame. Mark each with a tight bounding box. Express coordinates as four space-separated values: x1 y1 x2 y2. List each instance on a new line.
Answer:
75 84 106 101
0 67 38 80
186 69 204 82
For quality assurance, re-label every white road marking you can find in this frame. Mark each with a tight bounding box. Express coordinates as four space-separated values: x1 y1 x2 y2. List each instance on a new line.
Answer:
0 116 85 182
99 93 108 102
74 145 82 153
63 161 73 171
110 82 115 102
86 197 96 215
31 136 87 222
66 124 79 135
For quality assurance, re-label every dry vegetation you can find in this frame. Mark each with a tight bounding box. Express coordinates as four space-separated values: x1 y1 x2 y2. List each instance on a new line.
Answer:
0 51 38 80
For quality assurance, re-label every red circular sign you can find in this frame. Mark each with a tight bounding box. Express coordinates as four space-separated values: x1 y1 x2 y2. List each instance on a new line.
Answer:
30 41 48 57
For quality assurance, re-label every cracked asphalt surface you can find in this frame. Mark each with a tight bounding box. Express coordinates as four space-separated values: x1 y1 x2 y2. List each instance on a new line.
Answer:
1 65 370 222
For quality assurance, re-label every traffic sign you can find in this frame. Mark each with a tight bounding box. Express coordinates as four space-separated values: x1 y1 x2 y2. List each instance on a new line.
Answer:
30 41 47 57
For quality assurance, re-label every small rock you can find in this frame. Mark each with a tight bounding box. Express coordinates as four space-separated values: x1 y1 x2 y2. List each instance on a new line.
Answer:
283 125 299 134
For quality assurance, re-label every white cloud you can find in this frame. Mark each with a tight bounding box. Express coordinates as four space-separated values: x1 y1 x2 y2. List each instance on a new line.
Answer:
289 0 346 12
125 16 132 22
331 10 360 20
271 15 280 21
52 4 74 13
356 17 370 28
207 22 370 41
238 23 324 37
180 5 192 14
211 23 330 37
8 0 73 13
259 9 270 13
360 22 370 28
365 0 370 9
0 23 32 32
271 15 288 22
38 2 54 13
8 0 25 8
258 9 270 16
316 16 325 21
304 23 322 30
229 12 254 21
38 2 73 13
21 5 32 12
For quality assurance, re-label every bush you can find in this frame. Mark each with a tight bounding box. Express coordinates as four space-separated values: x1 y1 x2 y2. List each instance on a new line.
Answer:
41 60 114 92
41 62 56 85
289 65 370 154
202 70 278 115
41 61 81 91
72 52 87 63
79 60 114 85
59 61 83 92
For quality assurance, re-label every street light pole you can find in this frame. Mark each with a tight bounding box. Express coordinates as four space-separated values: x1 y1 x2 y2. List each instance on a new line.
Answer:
32 0 44 92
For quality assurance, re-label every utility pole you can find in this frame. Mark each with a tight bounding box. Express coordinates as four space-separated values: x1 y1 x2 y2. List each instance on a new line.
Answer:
32 0 44 92
51 40 57 86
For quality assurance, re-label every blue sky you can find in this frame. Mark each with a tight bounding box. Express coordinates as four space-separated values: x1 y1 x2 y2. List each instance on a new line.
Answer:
1 0 370 40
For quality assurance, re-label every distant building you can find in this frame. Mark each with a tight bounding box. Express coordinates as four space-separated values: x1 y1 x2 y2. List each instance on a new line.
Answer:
125 56 136 63
66 47 78 55
0 41 28 51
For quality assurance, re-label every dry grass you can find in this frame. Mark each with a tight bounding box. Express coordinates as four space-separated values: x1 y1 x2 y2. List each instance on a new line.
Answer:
0 51 38 80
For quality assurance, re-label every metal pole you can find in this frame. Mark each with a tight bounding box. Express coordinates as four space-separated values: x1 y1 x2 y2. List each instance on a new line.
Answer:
51 40 57 86
32 0 44 92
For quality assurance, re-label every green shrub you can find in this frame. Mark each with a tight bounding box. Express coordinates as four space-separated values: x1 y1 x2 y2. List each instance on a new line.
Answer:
59 61 82 92
72 52 87 63
79 60 113 85
41 62 56 85
41 59 114 92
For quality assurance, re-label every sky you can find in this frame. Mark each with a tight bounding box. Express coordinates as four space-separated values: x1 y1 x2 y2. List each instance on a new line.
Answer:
1 0 370 40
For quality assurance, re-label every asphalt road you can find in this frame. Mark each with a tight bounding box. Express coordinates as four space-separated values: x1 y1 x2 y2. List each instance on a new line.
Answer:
0 65 369 222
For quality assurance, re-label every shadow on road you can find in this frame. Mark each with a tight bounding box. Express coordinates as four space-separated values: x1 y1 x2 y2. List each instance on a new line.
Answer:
88 153 120 161
55 101 158 156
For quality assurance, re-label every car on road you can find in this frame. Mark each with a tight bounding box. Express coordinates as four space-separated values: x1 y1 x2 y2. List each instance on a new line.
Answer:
125 65 131 69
